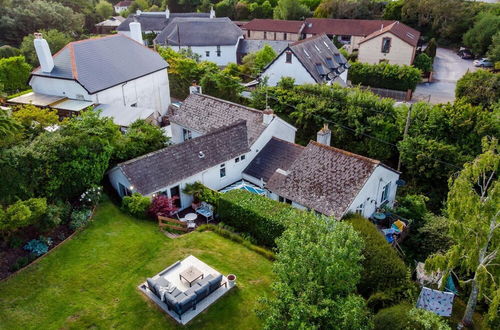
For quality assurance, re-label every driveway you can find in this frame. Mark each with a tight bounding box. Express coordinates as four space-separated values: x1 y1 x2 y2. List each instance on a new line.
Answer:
413 48 476 104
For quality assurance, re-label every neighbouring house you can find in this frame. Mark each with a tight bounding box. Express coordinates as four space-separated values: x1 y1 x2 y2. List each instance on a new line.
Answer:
8 30 171 125
236 39 289 64
243 127 400 219
260 34 349 87
357 21 420 66
95 16 126 34
154 17 243 66
108 92 297 208
114 0 132 14
117 7 213 42
242 19 304 41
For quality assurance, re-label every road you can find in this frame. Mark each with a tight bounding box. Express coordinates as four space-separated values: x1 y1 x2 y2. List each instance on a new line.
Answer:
413 48 476 104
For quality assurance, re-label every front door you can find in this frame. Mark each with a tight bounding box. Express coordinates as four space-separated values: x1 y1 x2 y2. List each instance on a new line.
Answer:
170 185 182 208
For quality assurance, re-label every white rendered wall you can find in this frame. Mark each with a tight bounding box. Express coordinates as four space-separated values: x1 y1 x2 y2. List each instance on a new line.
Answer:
262 52 316 86
108 167 133 198
170 43 239 66
30 76 91 100
170 123 204 144
346 165 400 218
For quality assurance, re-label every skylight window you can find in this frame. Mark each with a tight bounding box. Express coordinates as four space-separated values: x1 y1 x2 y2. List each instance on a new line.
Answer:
406 32 415 39
325 57 335 69
303 49 310 58
315 63 325 76
333 53 342 64
314 45 321 52
323 41 332 51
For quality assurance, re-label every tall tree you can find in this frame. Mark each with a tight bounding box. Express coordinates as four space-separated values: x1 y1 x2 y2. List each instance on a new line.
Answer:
463 13 500 57
258 215 372 329
455 70 500 108
20 29 73 66
426 137 499 327
488 31 500 63
0 56 32 94
95 0 114 19
274 0 310 20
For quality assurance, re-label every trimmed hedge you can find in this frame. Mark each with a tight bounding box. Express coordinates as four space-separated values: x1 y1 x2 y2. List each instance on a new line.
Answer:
218 189 319 247
346 214 409 297
348 62 421 91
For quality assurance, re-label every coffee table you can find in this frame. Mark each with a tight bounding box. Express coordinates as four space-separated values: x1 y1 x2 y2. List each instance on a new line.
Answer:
179 266 204 287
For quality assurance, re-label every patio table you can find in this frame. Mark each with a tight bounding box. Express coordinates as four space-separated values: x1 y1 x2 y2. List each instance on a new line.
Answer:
179 266 204 287
184 213 197 222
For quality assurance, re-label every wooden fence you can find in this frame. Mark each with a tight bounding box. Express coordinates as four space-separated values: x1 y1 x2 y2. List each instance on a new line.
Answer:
158 215 189 232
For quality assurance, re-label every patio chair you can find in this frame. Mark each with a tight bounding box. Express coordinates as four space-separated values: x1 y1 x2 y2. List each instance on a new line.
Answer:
187 221 196 230
176 212 186 222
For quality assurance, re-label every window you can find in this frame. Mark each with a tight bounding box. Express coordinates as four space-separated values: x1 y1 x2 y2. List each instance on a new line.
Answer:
381 182 391 203
264 31 267 39
206 51 210 57
285 51 292 63
284 33 287 40
241 154 246 161
333 53 343 64
355 203 364 215
216 45 221 57
278 196 292 204
220 164 226 178
130 103 137 107
119 183 131 197
247 30 251 38
381 37 391 53
182 128 192 141
274 32 276 40
315 63 325 76
325 57 334 69
235 157 240 163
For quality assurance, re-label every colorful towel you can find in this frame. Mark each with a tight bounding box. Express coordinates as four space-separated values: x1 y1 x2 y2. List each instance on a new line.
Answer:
416 287 454 317
394 219 406 231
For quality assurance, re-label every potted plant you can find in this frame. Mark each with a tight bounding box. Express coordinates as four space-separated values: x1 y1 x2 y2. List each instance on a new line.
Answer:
227 274 236 287
183 182 205 210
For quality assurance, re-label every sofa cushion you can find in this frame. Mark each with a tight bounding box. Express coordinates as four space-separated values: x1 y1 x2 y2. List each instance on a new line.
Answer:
170 287 183 297
146 278 157 295
155 277 170 287
208 274 223 292
177 292 197 313
164 292 181 313
194 283 209 301
196 274 213 287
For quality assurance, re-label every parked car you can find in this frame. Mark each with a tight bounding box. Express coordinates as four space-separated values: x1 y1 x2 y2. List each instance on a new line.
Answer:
457 47 473 59
473 58 493 67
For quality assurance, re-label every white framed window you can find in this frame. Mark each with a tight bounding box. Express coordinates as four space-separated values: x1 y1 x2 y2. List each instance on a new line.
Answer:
220 163 226 178
355 202 364 215
235 157 240 163
206 51 210 57
182 128 192 141
216 45 221 57
285 51 292 63
381 182 391 203
241 154 246 161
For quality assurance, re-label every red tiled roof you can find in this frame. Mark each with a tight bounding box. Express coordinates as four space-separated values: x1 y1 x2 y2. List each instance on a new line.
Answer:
115 1 132 6
303 18 396 36
359 21 420 47
241 19 304 33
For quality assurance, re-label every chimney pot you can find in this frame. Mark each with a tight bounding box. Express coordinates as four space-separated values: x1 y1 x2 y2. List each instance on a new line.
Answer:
33 33 54 73
317 123 331 146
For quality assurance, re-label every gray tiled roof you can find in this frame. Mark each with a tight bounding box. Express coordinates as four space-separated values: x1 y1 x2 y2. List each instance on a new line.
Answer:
117 12 210 32
118 120 250 195
31 35 168 94
266 141 388 219
289 34 348 83
155 17 243 46
243 137 304 182
168 93 268 145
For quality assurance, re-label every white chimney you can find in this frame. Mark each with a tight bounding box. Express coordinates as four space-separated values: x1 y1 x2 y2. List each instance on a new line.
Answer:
129 22 143 44
263 108 273 125
317 124 331 146
165 6 170 19
33 33 54 73
210 6 216 19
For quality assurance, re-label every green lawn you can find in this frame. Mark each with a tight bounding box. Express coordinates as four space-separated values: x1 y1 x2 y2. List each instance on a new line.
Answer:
0 200 274 329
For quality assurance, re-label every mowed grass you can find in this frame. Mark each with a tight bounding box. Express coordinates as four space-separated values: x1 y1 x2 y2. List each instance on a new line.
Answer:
0 200 274 329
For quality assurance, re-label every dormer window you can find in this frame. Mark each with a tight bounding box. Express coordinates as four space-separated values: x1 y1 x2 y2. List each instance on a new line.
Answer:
325 57 334 69
285 51 292 63
315 63 325 77
381 37 391 53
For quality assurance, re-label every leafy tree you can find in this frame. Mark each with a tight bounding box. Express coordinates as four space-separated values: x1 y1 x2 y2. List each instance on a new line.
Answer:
234 1 250 20
455 69 500 108
0 0 84 45
215 0 237 19
488 31 500 63
200 68 243 103
383 0 403 20
426 137 499 327
249 1 273 19
0 198 47 237
0 109 21 141
12 105 59 137
424 38 437 58
463 13 500 57
258 215 372 329
95 0 114 19
20 29 73 66
242 44 277 76
413 53 433 73
0 56 31 94
314 0 384 20
274 0 310 20
0 45 21 59
374 303 451 330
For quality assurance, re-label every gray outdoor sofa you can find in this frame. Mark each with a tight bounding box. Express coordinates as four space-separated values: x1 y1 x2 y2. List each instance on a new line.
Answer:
146 273 226 319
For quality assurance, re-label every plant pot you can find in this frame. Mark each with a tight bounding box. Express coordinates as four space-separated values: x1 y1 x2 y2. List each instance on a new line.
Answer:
192 201 201 210
227 274 236 287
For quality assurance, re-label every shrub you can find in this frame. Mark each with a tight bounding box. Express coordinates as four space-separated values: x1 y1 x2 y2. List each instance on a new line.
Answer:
10 254 36 272
346 214 409 297
413 53 433 73
23 239 49 256
455 70 500 108
122 193 151 218
69 208 92 231
0 45 21 59
348 61 421 91
148 195 179 218
38 203 66 231
79 185 103 208
424 38 437 58
0 56 31 94
8 235 24 249
1 198 47 234
218 189 319 247
374 303 450 330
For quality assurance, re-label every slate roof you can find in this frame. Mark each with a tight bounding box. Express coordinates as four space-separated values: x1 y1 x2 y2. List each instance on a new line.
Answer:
243 137 304 182
237 39 290 55
117 11 210 32
242 19 304 33
266 141 398 219
168 93 268 145
115 1 132 6
303 18 396 36
118 121 250 195
359 21 420 47
95 16 125 27
155 17 243 46
31 34 168 94
284 34 348 84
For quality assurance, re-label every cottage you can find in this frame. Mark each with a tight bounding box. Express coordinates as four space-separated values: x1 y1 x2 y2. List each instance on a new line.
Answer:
243 127 400 219
357 21 420 66
155 17 243 66
95 16 125 34
242 19 304 41
114 0 132 14
8 31 170 123
260 34 348 87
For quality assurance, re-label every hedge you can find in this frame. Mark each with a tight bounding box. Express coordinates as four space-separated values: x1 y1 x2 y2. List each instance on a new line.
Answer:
346 214 409 297
218 189 320 247
0 56 31 94
348 62 421 91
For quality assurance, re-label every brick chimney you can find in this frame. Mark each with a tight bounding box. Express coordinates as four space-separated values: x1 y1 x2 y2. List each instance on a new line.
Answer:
317 124 331 146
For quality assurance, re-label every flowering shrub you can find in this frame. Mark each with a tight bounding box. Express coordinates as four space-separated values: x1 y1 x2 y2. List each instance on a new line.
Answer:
148 195 179 218
79 186 103 207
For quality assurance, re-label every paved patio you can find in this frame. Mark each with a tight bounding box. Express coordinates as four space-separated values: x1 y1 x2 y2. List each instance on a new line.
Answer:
138 255 234 325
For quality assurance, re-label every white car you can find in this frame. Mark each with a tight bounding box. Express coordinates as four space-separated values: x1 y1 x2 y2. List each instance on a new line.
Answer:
473 58 493 67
